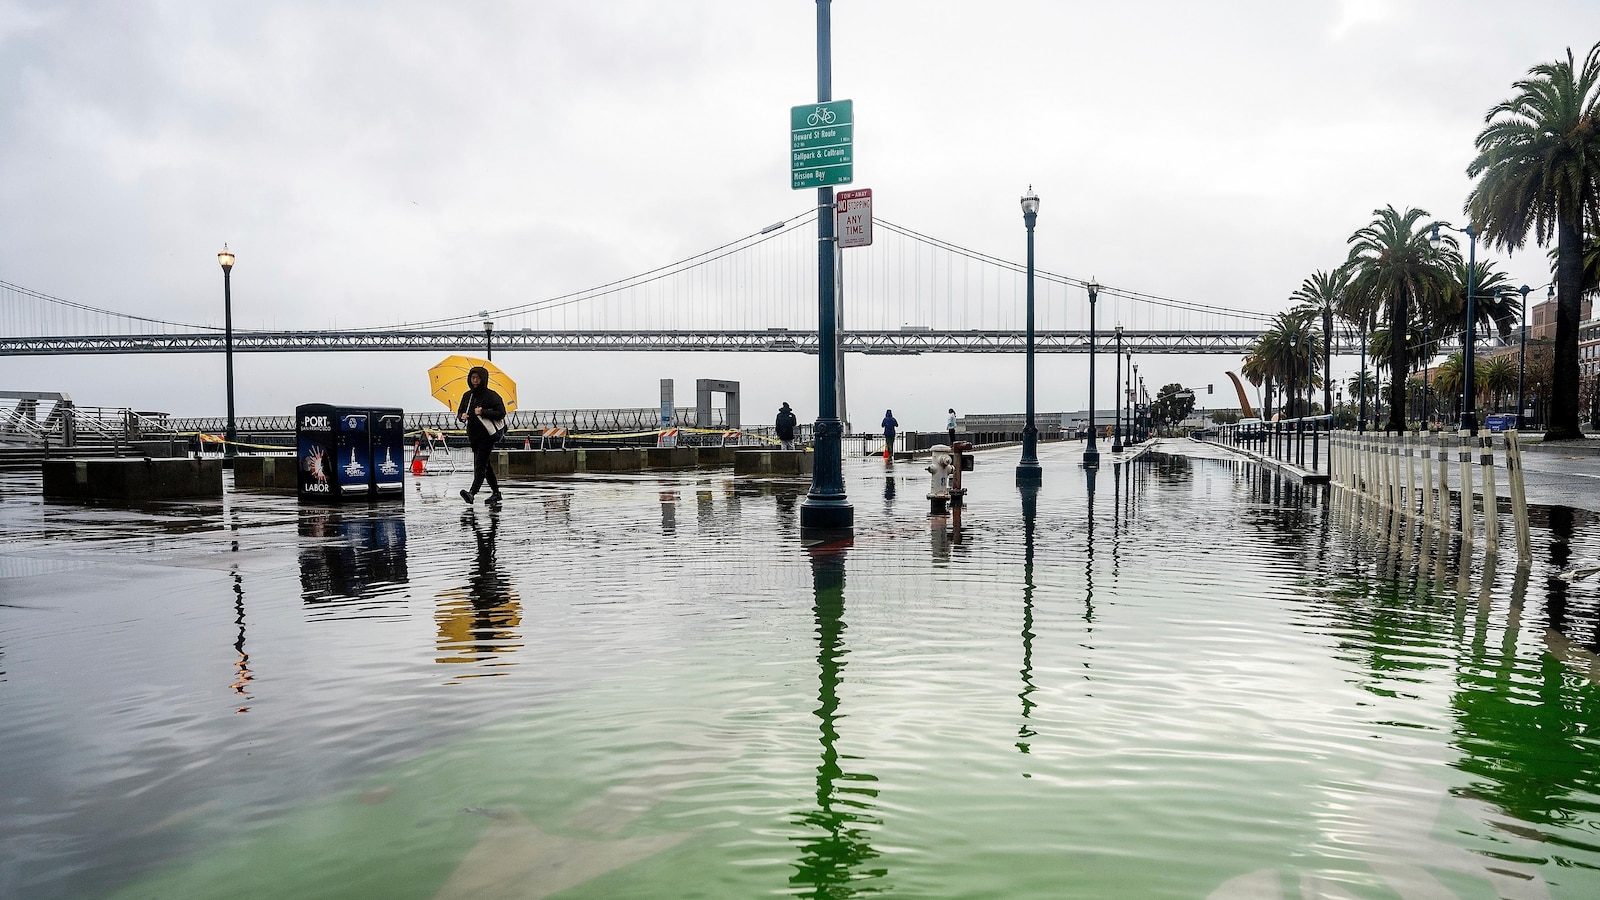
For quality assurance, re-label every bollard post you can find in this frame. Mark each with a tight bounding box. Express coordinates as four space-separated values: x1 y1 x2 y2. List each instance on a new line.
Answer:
1436 433 1453 539
1420 430 1435 531
1457 431 1475 548
1505 430 1531 565
1479 435 1499 557
950 440 972 508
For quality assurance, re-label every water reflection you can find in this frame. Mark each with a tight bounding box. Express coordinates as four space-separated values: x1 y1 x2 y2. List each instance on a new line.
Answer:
659 490 677 535
1017 483 1038 764
435 508 522 672
231 570 252 713
1084 467 1097 624
298 507 409 607
1450 550 1600 860
791 542 886 896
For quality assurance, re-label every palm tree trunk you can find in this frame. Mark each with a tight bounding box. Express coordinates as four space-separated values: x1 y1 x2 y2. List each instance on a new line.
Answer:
1547 210 1585 440
1323 306 1333 416
1386 287 1408 432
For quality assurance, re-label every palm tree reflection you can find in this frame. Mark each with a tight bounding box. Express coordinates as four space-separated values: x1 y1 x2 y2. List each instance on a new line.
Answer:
791 543 886 896
435 507 522 671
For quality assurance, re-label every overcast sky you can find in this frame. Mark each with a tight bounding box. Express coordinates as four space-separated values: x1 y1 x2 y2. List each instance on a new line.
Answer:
2 1 1597 430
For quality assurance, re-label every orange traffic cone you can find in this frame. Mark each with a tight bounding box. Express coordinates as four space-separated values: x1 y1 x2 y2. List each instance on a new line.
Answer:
410 442 425 475
523 436 531 450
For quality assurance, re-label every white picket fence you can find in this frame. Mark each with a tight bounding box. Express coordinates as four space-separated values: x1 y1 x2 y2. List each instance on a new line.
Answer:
1329 429 1531 565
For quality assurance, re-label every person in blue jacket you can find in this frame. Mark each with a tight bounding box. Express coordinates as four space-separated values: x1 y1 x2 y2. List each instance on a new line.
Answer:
881 409 898 460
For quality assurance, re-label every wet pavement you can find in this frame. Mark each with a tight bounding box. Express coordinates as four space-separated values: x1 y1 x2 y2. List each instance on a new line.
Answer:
2 442 1600 899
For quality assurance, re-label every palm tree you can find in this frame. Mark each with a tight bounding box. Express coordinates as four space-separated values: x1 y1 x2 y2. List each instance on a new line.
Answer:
1434 352 1465 422
1242 312 1319 417
1289 267 1352 419
1347 206 1456 432
1479 356 1518 411
1466 43 1600 441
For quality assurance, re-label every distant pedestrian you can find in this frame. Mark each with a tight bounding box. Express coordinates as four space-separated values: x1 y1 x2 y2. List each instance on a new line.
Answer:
881 409 898 460
776 401 798 450
457 365 507 505
947 408 957 446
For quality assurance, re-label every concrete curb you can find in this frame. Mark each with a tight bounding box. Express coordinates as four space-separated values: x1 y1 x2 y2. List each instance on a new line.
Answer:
1190 437 1330 484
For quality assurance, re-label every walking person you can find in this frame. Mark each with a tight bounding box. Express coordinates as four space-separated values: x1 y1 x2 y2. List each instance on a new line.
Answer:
881 409 898 461
457 365 507 505
775 402 798 450
947 408 957 446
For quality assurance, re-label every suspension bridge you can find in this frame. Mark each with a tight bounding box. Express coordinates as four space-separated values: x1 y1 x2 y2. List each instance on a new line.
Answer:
0 215 1357 356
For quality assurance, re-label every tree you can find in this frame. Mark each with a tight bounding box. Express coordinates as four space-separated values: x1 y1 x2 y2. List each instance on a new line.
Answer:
1347 205 1456 432
1289 267 1352 418
1241 311 1319 418
1150 382 1196 429
1434 352 1465 422
1479 356 1518 411
1466 43 1600 440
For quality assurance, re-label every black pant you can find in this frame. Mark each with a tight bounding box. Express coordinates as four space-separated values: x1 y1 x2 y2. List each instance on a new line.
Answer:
469 441 499 495
948 429 956 445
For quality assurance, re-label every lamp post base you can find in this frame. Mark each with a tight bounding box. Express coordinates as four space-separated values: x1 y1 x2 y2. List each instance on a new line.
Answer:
1081 449 1100 469
799 498 854 530
1015 461 1042 482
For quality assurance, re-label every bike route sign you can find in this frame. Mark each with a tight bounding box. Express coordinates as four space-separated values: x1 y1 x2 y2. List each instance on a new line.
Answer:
791 99 853 189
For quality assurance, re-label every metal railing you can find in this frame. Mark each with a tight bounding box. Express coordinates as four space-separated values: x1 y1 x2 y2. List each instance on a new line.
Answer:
1200 415 1334 477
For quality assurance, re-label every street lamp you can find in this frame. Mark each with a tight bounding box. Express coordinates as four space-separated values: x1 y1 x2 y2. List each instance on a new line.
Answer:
217 244 236 460
1516 283 1554 429
484 318 494 361
1431 221 1479 434
1127 354 1136 441
1130 361 1140 441
1083 278 1100 470
1112 325 1124 453
1017 186 1042 482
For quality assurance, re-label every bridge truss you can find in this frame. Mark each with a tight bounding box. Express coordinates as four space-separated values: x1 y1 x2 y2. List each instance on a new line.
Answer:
0 328 1363 356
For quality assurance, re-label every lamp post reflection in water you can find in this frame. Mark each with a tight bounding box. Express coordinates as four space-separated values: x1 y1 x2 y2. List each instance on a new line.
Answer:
435 508 521 671
793 542 885 894
1017 483 1039 763
231 569 252 714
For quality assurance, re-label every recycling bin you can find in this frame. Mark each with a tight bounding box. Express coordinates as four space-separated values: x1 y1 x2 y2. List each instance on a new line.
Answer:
370 407 406 496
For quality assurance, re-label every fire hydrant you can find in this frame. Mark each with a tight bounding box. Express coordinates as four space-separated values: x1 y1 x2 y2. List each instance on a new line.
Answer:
927 444 954 515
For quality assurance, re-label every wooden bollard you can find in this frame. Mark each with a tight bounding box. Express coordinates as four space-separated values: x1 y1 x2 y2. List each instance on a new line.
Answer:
1436 433 1453 538
1457 431 1475 547
1479 435 1499 556
1505 430 1531 565
1420 430 1436 529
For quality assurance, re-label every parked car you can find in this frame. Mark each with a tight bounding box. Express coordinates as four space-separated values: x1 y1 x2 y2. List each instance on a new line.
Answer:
1485 413 1518 433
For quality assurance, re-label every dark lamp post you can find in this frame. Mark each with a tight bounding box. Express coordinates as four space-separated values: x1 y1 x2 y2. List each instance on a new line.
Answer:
217 244 236 460
484 319 494 361
1083 279 1100 469
799 0 852 529
1111 325 1124 453
1017 186 1042 482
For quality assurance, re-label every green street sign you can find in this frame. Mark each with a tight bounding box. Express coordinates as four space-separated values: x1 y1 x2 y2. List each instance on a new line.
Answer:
791 99 853 189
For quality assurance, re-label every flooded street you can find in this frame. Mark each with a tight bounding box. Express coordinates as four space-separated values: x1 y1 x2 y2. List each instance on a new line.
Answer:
3 440 1599 898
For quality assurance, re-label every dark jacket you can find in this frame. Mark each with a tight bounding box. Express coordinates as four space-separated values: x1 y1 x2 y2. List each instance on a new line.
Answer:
775 404 798 441
881 412 898 435
457 366 507 446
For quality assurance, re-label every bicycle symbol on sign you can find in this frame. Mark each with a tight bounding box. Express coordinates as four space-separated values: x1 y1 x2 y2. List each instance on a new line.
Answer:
806 106 837 127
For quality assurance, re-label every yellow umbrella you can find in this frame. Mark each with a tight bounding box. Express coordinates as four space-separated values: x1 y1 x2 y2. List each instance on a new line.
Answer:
428 355 519 413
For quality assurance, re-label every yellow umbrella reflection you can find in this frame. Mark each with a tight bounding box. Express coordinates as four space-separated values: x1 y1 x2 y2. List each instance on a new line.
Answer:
428 355 518 413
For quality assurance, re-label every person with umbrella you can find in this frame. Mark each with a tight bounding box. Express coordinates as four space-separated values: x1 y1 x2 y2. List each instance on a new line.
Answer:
457 365 507 505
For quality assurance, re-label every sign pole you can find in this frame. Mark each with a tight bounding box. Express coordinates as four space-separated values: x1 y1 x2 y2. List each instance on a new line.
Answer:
800 0 852 530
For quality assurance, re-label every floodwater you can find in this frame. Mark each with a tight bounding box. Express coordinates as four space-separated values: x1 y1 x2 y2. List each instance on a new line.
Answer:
2 440 1599 899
